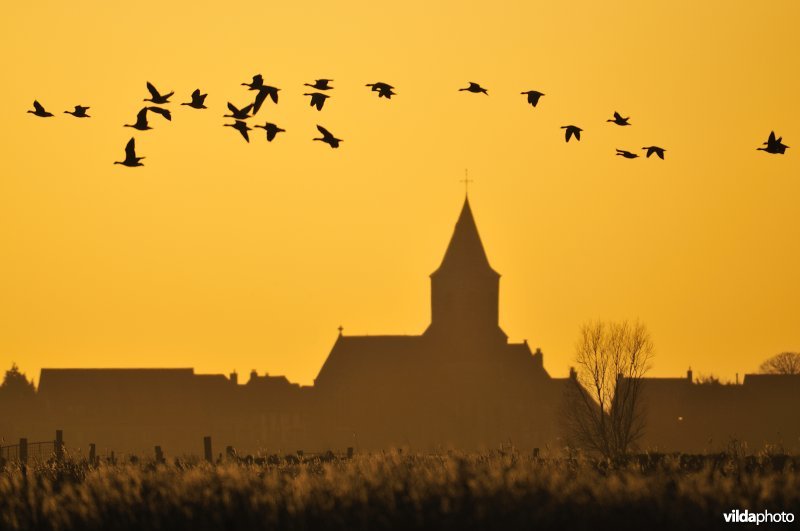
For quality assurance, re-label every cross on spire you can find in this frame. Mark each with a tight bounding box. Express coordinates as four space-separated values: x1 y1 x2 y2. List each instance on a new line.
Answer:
460 169 474 196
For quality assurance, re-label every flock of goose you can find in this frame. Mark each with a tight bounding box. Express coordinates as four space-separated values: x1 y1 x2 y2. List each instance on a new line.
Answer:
26 77 789 167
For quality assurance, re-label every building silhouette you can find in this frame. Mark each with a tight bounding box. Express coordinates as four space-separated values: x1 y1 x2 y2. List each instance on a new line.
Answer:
1 197 798 456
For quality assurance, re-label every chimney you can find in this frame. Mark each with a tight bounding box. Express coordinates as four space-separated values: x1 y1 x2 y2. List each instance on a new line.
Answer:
687 367 693 383
229 371 238 385
569 367 577 380
249 369 258 383
736 373 739 385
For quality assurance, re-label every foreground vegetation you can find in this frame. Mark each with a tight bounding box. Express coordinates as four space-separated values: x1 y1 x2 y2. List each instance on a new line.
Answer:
1 451 798 531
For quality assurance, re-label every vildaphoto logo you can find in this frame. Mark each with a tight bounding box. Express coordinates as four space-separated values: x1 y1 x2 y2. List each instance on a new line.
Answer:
723 509 795 525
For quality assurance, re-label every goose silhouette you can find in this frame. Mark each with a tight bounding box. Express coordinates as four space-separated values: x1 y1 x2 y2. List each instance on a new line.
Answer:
253 85 280 114
28 100 53 117
224 102 253 120
314 125 342 148
242 74 263 90
254 122 286 142
304 79 334 90
181 89 207 109
561 125 582 142
521 90 544 107
459 82 488 95
143 82 173 104
757 131 789 154
642 146 666 159
366 82 396 99
224 120 252 142
607 112 630 126
64 105 90 118
305 92 330 111
114 138 145 167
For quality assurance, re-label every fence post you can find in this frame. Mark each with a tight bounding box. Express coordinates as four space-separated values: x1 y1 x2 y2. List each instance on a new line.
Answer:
19 438 28 465
155 446 164 464
89 443 96 466
203 436 212 463
55 430 64 462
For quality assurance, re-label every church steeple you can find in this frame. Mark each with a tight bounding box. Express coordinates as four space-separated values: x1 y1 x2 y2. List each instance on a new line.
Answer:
425 197 506 344
431 197 499 279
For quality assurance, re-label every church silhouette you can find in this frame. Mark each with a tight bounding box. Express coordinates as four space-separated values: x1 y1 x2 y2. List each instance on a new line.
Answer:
313 197 567 449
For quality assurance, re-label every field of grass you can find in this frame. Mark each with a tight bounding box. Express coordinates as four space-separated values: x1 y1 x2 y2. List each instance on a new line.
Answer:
1 452 798 530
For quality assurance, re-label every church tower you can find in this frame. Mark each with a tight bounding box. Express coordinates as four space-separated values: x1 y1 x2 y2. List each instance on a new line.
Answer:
424 197 507 345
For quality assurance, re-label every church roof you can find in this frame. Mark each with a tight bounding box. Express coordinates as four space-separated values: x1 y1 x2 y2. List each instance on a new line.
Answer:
314 335 424 389
431 197 499 278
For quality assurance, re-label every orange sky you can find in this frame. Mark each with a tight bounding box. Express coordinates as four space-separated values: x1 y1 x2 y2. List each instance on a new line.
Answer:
1 1 798 386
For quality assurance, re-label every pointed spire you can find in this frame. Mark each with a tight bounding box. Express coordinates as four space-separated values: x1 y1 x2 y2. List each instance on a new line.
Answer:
432 197 499 278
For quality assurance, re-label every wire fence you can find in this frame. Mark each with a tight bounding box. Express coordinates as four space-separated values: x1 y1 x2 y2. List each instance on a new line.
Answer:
0 440 55 463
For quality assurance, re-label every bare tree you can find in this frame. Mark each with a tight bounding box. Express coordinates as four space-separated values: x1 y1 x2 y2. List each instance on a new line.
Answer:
562 320 654 460
759 352 800 375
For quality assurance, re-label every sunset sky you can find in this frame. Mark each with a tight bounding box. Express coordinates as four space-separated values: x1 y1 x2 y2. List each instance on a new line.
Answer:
1 1 798 386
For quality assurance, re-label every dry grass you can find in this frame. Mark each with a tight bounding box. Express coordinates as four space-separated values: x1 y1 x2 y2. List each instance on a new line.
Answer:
1 452 798 530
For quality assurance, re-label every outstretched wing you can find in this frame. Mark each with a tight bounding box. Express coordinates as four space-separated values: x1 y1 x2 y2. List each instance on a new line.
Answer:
136 107 149 123
317 125 332 139
268 87 279 104
146 82 160 99
613 111 622 120
253 90 267 114
574 129 581 141
125 138 136 159
33 100 45 113
148 106 172 121
191 89 200 98
227 102 239 114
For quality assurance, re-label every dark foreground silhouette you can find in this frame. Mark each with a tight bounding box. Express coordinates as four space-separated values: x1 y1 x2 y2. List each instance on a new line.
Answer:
1 453 797 531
